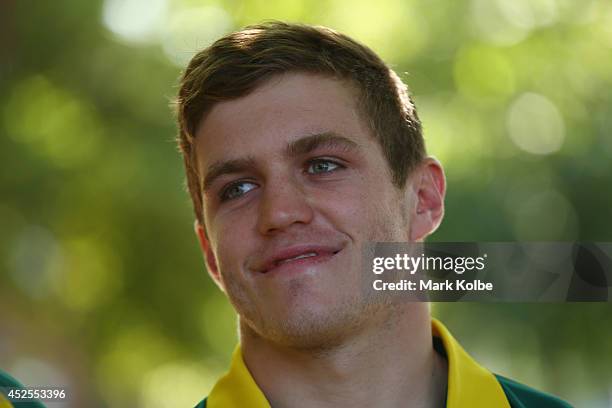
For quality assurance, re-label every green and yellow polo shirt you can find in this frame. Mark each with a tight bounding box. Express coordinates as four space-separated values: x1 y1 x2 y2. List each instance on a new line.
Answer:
195 319 572 408
0 370 46 408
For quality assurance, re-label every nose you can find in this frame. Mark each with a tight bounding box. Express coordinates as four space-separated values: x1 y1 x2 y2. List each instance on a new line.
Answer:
256 177 314 235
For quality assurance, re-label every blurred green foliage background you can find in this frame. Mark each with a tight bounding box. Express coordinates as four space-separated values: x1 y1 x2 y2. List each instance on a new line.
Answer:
1 0 611 406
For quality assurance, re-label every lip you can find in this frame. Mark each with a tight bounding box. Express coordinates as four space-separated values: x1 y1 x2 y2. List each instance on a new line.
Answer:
253 244 343 274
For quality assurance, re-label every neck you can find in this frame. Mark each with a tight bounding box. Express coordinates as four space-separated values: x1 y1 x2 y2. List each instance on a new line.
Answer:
240 306 448 408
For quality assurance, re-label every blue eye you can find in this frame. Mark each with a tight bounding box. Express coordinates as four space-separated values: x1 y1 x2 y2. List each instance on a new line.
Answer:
220 181 257 201
307 159 342 174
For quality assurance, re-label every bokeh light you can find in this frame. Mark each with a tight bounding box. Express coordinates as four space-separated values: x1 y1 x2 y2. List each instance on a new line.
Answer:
506 92 565 155
102 0 168 44
160 6 233 66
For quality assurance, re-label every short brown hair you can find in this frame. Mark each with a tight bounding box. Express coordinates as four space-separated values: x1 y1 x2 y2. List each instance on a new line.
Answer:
176 21 425 225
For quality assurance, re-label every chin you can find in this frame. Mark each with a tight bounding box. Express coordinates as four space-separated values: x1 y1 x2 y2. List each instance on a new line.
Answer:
267 316 355 351
246 298 381 351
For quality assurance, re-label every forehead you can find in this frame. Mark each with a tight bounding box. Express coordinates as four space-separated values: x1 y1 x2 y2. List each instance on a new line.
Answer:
194 72 371 168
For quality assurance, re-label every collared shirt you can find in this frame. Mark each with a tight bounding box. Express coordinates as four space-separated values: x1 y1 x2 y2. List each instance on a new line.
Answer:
0 370 46 408
196 319 572 408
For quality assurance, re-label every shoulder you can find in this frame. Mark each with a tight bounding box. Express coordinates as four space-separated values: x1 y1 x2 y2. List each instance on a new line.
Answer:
0 369 22 389
193 397 207 408
495 374 574 408
0 368 47 408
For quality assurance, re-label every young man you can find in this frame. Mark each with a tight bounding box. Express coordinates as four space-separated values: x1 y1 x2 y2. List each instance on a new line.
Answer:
176 22 571 408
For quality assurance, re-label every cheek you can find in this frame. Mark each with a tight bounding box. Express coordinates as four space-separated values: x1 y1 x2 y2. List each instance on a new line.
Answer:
209 210 256 274
341 181 409 241
314 177 399 237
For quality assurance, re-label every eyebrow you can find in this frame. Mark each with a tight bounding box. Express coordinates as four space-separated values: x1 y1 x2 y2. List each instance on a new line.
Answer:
285 132 359 157
202 132 360 191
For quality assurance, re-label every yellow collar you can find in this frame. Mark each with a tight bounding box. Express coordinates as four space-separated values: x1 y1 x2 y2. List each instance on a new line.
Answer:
431 319 510 407
0 394 13 408
207 319 510 408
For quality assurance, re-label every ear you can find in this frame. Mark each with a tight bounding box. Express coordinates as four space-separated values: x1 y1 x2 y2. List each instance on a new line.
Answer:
409 158 446 241
194 220 225 291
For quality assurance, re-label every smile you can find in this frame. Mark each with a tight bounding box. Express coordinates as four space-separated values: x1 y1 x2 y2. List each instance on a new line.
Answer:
276 252 318 265
255 245 343 274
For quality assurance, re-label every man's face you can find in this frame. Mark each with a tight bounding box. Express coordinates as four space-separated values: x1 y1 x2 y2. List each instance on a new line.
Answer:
195 73 422 348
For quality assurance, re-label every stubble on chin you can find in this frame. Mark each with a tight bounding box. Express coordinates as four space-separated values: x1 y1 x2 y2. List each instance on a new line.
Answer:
238 284 397 355
232 258 404 354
